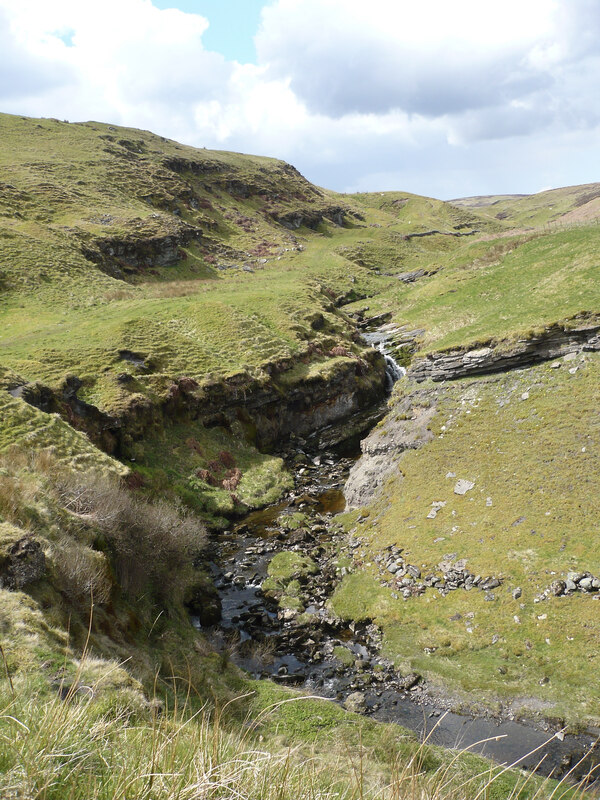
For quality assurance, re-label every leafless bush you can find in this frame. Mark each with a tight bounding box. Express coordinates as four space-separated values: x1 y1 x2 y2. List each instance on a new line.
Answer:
51 539 112 605
52 473 207 600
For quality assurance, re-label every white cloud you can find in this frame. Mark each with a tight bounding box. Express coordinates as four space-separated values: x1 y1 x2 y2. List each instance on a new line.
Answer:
0 7 74 100
0 0 597 199
256 0 562 118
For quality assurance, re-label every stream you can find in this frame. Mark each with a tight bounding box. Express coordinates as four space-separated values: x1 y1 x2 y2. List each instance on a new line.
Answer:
193 341 600 789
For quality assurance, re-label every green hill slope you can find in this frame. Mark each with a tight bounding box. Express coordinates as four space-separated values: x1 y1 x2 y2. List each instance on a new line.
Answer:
1 113 599 798
452 183 600 228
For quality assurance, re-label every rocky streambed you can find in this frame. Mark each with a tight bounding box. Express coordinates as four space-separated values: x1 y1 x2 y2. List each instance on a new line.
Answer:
194 424 600 786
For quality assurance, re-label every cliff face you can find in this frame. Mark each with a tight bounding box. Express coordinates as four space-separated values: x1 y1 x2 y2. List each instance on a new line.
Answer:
11 344 385 457
408 318 600 382
344 386 436 509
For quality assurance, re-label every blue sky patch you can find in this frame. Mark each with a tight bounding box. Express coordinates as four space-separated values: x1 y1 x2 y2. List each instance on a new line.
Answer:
56 29 76 47
152 0 268 63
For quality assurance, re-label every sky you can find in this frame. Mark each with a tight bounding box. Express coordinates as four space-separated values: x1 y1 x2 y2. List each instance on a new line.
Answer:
0 0 598 199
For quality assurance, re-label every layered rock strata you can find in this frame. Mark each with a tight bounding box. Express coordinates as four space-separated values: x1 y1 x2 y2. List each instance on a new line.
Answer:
409 319 600 383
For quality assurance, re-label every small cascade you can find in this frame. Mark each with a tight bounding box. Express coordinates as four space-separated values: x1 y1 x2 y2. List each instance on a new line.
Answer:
377 342 406 392
360 327 406 392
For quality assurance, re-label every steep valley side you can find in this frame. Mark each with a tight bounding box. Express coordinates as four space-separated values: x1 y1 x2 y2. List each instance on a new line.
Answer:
2 113 600 798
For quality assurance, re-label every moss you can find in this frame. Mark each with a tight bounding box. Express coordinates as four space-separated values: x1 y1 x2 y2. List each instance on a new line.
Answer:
331 573 389 622
279 595 304 611
276 511 309 531
332 645 355 667
266 552 317 583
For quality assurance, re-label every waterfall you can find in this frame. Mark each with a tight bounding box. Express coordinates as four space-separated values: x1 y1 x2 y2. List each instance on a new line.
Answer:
378 342 406 392
360 328 406 392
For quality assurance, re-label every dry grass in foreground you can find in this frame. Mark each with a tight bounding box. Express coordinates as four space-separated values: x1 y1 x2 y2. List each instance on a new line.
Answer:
0 669 595 800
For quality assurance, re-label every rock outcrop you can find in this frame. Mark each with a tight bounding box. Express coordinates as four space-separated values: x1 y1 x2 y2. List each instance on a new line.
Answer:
269 205 349 230
82 224 204 278
15 348 387 463
0 536 46 590
409 319 600 383
344 387 436 508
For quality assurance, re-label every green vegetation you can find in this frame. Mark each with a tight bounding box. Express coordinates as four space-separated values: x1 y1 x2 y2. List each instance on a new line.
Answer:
2 112 600 797
334 353 600 725
344 226 600 355
452 183 600 228
1 676 583 800
0 453 573 800
262 551 318 611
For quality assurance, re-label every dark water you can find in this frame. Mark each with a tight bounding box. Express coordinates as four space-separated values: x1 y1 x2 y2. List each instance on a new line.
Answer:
196 408 600 790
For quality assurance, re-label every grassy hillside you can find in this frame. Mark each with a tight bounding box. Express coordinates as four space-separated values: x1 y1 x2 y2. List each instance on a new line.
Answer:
452 183 600 228
2 113 600 797
335 353 600 725
344 225 600 355
0 452 570 800
332 186 600 727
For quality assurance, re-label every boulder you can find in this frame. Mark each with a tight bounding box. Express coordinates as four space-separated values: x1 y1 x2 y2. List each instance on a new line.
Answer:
184 581 222 626
0 536 45 590
549 580 566 596
344 692 366 713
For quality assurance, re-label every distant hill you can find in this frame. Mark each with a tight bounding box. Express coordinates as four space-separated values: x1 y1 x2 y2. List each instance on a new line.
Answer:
451 182 600 227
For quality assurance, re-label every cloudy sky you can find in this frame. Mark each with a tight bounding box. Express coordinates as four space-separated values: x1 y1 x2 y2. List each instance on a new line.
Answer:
0 0 598 199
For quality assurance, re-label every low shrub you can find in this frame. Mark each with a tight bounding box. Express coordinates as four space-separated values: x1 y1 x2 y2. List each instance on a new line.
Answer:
51 472 207 601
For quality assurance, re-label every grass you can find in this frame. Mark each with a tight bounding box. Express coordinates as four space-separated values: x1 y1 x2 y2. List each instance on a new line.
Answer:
344 225 600 355
2 111 600 795
137 417 293 524
333 352 600 726
453 184 600 228
0 674 590 800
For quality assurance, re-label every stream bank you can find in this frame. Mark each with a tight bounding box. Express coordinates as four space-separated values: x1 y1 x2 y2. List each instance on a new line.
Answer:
196 418 600 787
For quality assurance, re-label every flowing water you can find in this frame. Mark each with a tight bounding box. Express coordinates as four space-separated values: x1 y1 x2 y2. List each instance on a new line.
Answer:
192 333 600 788
360 327 407 392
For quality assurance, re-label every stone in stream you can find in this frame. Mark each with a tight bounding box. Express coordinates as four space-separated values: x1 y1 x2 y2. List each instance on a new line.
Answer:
397 672 421 691
344 692 367 713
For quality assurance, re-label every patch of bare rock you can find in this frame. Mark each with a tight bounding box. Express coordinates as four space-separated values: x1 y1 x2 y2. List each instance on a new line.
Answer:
344 387 436 509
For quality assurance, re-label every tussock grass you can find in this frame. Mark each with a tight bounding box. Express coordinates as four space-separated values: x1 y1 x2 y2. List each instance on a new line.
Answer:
0 678 590 800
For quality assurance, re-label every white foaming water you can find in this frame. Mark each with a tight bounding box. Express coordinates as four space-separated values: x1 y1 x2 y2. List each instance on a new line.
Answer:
378 342 406 391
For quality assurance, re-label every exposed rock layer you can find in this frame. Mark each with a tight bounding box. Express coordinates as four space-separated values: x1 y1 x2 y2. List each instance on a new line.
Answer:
409 320 600 383
14 349 388 462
